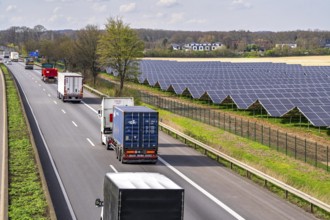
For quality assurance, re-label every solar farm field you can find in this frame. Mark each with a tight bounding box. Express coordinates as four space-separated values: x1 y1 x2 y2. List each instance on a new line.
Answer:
139 56 330 128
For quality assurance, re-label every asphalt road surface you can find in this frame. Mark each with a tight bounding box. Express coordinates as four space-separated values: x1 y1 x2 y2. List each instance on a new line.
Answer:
6 62 316 220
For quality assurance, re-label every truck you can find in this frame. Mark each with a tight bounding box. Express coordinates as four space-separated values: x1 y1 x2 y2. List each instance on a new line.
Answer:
3 51 9 59
95 172 184 220
10 52 19 62
98 97 134 149
25 58 34 69
41 63 58 82
57 72 83 102
109 106 159 163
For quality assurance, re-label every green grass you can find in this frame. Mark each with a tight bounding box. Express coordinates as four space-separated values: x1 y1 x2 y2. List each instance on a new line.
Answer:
86 75 330 219
1 64 50 220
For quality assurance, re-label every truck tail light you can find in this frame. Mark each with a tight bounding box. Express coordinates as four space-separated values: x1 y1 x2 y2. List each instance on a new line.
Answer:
109 114 113 122
126 150 136 154
146 150 155 154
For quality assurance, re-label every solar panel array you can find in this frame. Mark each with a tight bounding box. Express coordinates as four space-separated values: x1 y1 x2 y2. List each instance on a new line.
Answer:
138 60 330 127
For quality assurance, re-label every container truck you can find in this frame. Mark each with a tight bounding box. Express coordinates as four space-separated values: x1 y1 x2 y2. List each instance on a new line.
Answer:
109 106 159 163
95 172 184 220
57 72 83 102
98 97 134 149
41 63 58 82
25 58 34 69
10 52 19 62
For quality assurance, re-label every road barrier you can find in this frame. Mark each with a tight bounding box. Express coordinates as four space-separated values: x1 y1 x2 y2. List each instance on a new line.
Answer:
159 122 330 215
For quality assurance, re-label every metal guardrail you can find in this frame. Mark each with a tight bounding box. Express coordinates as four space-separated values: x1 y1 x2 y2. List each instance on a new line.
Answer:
83 82 330 215
159 122 330 214
0 66 8 220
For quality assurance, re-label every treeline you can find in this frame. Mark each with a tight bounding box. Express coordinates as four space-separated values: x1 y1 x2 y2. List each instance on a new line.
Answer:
1 25 330 60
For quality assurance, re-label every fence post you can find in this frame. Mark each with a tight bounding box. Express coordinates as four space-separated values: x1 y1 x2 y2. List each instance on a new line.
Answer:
241 118 243 136
254 122 256 141
229 116 231 132
305 139 307 163
277 129 279 151
327 146 329 172
295 136 297 159
286 133 288 155
261 125 264 144
234 117 237 134
247 121 250 139
315 142 318 167
224 113 226 131
269 127 271 147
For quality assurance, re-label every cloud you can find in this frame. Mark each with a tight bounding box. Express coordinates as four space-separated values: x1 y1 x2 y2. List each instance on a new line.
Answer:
93 3 107 12
6 5 17 12
186 19 207 25
230 0 252 9
119 3 136 13
169 12 184 24
53 7 61 13
157 0 178 7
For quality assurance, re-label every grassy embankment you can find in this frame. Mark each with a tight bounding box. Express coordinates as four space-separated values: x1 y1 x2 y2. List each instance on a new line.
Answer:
1 64 50 219
87 73 330 219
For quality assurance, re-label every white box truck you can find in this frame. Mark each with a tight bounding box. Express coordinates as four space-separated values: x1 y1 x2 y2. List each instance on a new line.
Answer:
10 52 19 62
98 97 134 149
57 72 83 102
95 172 184 220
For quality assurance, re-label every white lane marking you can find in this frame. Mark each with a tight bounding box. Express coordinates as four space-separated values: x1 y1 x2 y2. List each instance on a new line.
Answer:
39 84 41 87
72 121 78 127
43 88 46 92
54 101 57 105
81 100 98 114
61 109 66 114
87 138 95 147
109 165 118 173
158 156 245 220
48 94 51 97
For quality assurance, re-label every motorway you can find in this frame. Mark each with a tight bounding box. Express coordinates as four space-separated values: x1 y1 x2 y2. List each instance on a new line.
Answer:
5 61 316 220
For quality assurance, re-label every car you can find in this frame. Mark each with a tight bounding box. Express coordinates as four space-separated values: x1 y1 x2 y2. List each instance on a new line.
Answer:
7 60 12 65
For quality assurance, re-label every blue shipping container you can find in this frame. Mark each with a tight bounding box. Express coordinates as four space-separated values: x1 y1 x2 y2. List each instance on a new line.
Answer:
113 106 159 149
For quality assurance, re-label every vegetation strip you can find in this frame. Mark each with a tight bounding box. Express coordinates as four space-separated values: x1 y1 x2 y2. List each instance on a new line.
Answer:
1 64 50 219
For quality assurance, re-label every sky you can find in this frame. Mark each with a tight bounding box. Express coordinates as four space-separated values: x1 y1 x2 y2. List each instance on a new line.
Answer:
0 0 329 32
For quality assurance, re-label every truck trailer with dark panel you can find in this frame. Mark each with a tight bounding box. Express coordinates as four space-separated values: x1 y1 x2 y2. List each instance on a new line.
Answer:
109 106 159 163
95 172 184 220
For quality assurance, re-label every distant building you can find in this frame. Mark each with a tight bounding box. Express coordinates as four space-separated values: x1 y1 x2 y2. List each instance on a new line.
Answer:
324 39 330 48
275 43 297 49
172 42 224 51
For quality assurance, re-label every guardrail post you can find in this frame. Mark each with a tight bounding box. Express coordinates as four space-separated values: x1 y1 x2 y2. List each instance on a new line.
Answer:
311 203 314 213
264 179 267 188
285 190 288 199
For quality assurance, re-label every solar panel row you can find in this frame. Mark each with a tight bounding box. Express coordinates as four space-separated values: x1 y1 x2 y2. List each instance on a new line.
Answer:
137 60 330 127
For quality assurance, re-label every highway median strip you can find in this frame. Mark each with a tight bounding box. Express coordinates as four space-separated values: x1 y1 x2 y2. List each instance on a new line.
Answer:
1 64 51 220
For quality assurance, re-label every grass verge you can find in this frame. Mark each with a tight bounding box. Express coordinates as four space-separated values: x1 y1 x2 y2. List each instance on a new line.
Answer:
1 64 50 219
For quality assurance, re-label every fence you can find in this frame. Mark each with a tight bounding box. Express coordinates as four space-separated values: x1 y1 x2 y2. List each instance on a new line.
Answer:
139 93 330 172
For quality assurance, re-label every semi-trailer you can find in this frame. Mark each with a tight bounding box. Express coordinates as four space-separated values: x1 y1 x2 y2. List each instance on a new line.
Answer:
41 63 58 82
57 72 83 102
98 97 134 149
109 106 159 163
95 172 185 220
